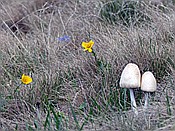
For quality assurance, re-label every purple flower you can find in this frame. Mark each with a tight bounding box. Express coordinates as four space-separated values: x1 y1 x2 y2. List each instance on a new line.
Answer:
58 35 71 42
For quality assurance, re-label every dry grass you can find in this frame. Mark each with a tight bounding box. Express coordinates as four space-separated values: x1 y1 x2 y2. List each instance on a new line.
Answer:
0 0 175 130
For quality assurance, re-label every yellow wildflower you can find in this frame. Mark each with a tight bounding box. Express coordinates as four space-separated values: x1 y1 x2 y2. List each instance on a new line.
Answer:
82 40 94 53
21 74 32 84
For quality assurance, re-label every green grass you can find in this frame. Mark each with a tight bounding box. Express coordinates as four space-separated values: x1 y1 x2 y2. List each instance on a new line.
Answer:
100 0 152 27
0 0 175 130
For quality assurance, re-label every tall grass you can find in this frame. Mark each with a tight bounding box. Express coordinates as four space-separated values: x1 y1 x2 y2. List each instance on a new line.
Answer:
0 0 175 130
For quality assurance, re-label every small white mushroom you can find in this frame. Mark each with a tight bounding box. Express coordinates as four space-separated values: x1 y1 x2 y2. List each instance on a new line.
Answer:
120 63 141 115
141 71 157 109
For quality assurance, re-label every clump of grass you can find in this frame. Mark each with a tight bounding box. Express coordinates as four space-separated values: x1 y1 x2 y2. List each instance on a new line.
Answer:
100 0 152 27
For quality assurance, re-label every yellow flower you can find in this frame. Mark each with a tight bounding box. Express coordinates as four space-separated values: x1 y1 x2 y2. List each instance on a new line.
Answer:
21 74 32 84
82 40 94 53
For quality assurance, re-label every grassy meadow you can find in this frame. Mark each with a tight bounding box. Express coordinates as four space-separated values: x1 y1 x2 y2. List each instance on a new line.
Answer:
0 0 175 130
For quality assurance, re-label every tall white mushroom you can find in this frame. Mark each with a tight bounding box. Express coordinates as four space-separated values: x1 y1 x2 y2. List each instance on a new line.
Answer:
119 63 141 115
141 71 157 109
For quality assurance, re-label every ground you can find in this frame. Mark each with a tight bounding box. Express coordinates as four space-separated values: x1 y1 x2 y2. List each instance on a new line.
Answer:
0 0 175 130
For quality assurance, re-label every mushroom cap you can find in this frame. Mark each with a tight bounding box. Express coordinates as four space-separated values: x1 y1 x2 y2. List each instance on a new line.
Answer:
141 71 157 92
119 63 141 88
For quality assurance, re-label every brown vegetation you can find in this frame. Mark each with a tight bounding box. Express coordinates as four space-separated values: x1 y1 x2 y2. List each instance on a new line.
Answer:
0 0 67 33
0 0 175 130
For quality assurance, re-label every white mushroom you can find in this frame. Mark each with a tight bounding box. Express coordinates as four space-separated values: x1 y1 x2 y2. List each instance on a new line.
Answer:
120 63 141 115
141 71 157 109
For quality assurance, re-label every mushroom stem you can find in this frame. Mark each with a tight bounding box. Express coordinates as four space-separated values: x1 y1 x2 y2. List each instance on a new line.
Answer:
129 89 138 115
144 92 149 109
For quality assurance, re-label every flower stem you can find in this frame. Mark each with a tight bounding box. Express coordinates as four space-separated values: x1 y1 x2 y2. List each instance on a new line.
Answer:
92 50 97 61
14 84 22 94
